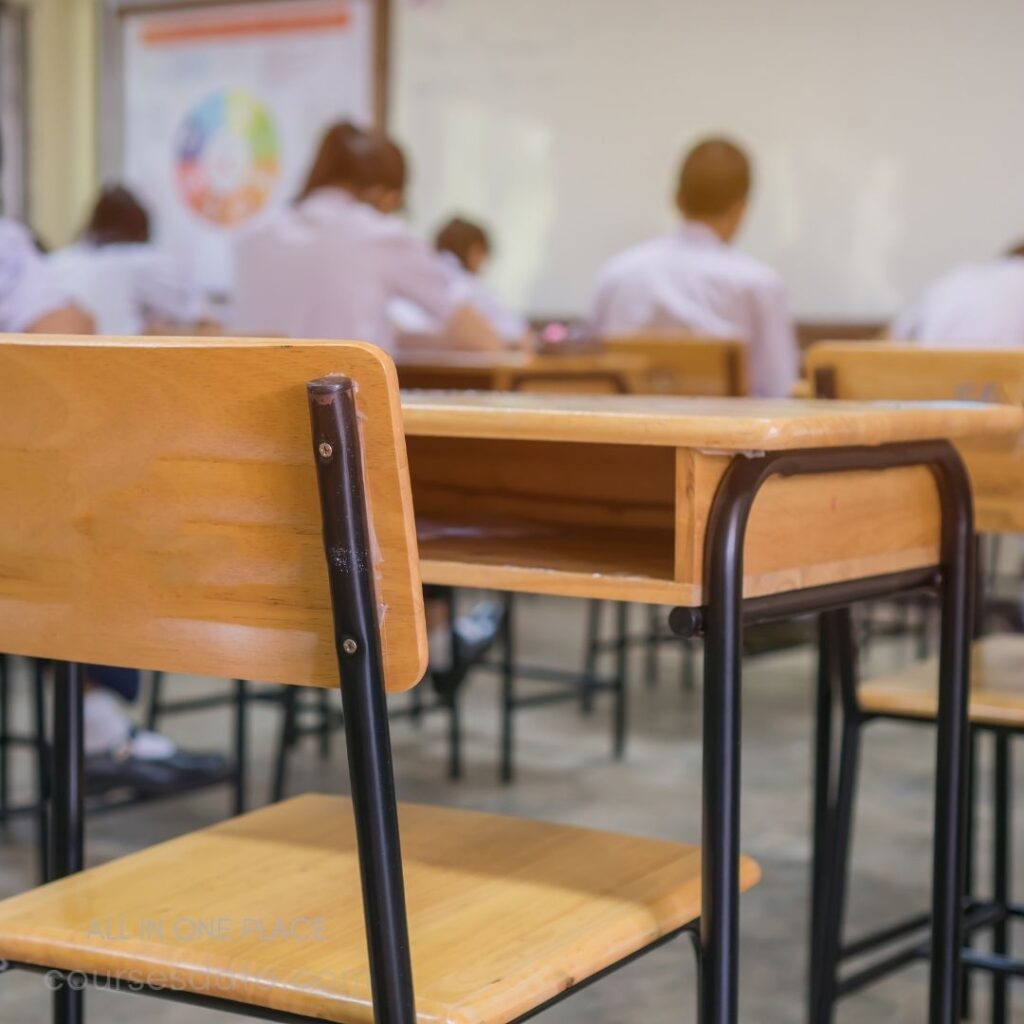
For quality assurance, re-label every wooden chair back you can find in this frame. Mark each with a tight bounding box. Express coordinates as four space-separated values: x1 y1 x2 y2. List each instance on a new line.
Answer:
601 335 748 396
0 337 427 692
805 341 1024 534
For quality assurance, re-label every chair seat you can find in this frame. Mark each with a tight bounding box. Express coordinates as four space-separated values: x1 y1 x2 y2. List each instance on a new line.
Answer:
0 794 759 1024
859 633 1024 728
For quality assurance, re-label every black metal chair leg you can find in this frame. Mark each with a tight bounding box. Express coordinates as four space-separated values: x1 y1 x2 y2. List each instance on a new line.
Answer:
145 670 163 732
233 679 248 816
34 660 51 884
613 601 628 759
645 604 660 687
581 599 603 715
500 592 515 784
0 654 9 823
991 731 1011 1024
317 688 332 761
447 686 462 781
961 729 979 1021
309 376 416 1024
52 661 85 1024
270 685 298 804
812 708 864 1024
808 613 837 1023
681 637 697 692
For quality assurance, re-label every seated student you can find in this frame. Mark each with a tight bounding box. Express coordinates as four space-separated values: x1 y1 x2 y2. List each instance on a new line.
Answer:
891 242 1024 346
233 122 503 353
391 215 530 346
590 136 798 398
0 218 92 334
49 185 204 336
1 215 223 791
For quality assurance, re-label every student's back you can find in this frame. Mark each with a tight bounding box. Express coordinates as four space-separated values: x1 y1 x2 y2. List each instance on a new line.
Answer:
48 187 199 336
590 137 797 398
0 218 92 334
233 123 502 353
234 188 453 351
892 254 1024 347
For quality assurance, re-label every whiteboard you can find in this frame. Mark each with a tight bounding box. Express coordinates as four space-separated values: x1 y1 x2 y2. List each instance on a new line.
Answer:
121 0 378 293
393 0 1024 320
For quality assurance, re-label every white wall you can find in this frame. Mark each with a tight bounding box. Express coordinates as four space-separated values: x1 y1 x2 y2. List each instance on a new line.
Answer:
393 0 1024 320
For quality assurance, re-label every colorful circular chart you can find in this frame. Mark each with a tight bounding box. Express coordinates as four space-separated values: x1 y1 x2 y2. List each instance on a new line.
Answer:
175 89 280 227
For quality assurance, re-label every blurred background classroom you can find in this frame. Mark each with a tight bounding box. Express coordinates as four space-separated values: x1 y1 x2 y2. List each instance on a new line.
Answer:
2 1 1024 1022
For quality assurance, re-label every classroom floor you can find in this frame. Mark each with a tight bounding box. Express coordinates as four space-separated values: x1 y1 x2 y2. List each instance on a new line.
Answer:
0 595 1018 1022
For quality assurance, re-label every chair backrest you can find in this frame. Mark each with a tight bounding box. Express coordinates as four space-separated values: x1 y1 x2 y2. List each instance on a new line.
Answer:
0 337 427 692
804 341 1024 534
602 334 747 396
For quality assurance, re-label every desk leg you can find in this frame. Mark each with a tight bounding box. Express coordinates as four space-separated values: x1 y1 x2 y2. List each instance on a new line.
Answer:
700 489 748 1024
808 613 836 1022
929 457 974 1024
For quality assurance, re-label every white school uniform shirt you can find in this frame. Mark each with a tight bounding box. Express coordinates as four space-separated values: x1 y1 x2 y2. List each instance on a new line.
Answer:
0 218 72 332
233 188 455 353
590 221 799 398
891 258 1024 347
390 252 527 343
48 241 202 337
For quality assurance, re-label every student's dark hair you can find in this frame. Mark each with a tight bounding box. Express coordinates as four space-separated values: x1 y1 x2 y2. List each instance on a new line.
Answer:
297 121 366 201
82 186 150 246
675 137 752 219
1006 240 1024 259
435 216 490 270
358 132 408 194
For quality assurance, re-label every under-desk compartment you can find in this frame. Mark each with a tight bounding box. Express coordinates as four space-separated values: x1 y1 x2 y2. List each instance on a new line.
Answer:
407 437 679 602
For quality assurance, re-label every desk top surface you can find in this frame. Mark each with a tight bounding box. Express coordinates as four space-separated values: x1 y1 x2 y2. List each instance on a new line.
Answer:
401 392 1023 450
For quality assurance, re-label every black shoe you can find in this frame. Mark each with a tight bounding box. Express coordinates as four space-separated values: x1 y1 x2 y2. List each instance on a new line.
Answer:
86 745 229 797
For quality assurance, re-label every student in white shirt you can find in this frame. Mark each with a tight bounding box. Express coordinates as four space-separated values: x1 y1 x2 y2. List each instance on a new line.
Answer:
892 243 1024 346
590 136 798 398
0 217 92 334
392 216 530 345
49 186 203 336
233 122 503 353
0 215 227 788
435 217 530 344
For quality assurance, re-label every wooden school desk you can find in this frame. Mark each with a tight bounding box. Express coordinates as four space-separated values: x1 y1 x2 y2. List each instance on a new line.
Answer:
400 391 1023 1024
394 350 650 394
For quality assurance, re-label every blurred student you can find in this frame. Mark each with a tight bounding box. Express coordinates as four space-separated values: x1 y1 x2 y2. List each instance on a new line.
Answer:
0 215 223 790
892 242 1024 346
590 136 798 398
0 218 92 333
392 215 529 345
233 122 503 352
49 186 204 336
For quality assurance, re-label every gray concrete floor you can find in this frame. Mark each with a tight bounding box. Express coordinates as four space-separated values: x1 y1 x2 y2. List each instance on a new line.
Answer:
0 595 1019 1021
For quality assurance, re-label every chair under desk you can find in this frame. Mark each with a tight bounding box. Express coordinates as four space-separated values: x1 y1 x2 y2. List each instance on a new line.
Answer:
400 389 1022 1024
803 342 1024 1022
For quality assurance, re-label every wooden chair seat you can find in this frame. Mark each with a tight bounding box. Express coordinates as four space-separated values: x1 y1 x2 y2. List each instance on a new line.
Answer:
0 794 759 1024
858 633 1024 728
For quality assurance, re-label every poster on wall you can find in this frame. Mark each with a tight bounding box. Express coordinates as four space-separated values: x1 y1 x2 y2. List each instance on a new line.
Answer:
122 0 379 295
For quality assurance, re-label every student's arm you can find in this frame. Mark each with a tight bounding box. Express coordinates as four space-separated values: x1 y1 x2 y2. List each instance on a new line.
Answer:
27 305 94 334
445 303 506 352
384 230 503 351
749 277 799 399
